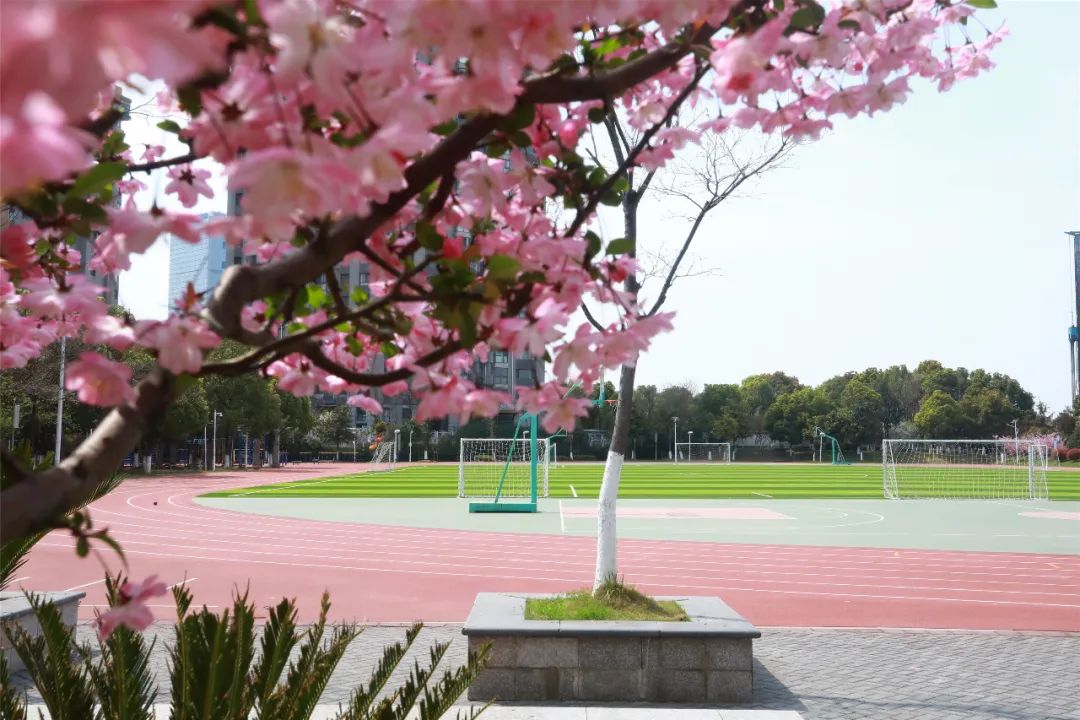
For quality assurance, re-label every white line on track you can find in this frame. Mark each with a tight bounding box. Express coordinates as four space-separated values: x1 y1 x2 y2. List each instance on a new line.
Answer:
569 485 578 498
752 492 772 498
8 576 29 585
38 544 1080 610
559 500 565 533
167 577 197 590
64 579 106 591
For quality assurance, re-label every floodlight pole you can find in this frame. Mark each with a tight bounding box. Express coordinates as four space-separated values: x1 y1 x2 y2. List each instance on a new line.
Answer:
409 429 413 463
211 410 222 470
54 336 66 464
394 428 400 462
672 416 679 463
1011 418 1020 456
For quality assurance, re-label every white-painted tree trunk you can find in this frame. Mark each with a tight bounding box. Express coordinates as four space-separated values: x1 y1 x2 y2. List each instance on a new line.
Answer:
593 449 624 588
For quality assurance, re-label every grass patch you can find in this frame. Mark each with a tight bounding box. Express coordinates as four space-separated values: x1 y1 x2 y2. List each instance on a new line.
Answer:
524 580 689 622
202 461 1080 501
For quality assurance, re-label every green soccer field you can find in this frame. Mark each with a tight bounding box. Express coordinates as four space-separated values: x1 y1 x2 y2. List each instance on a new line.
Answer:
203 462 1080 500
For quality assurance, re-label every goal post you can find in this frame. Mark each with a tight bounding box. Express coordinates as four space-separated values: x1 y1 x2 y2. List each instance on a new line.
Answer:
882 439 1049 500
674 442 732 463
371 440 396 471
459 437 550 501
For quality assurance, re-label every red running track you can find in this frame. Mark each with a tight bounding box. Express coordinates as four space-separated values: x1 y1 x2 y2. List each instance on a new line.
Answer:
15 466 1080 631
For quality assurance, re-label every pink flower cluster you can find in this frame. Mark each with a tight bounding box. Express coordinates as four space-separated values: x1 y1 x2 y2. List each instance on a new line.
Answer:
0 0 1001 430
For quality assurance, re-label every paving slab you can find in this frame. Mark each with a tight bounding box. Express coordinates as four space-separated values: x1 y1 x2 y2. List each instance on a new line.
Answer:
9 624 1078 719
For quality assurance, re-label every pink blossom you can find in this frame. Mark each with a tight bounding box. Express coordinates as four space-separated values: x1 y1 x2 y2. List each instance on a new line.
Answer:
20 274 105 320
91 207 201 273
347 394 383 414
65 352 135 406
138 317 219 375
84 313 136 350
267 355 320 396
95 575 167 641
164 165 214 208
0 92 94 194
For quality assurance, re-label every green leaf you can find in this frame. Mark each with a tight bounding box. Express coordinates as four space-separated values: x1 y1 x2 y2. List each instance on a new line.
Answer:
486 254 520 281
837 19 860 30
790 3 826 30
75 536 89 558
157 119 183 134
415 221 443 252
69 162 126 198
966 0 996 7
62 196 108 223
499 104 535 133
588 107 607 124
177 85 203 117
509 130 532 148
584 230 602 262
606 238 633 255
305 285 328 310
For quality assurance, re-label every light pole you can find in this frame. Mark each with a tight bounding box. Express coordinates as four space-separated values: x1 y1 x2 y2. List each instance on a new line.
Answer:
671 416 679 463
394 428 400 462
54 336 66 464
1011 418 1020 456
211 410 223 470
203 424 208 470
409 429 413 463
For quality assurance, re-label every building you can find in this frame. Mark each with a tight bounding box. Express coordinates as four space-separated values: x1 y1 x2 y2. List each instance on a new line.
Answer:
167 212 228 312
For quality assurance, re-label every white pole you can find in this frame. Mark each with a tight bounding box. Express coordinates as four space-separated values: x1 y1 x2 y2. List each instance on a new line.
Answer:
212 410 221 470
409 430 413 462
203 425 208 470
672 416 679 463
54 336 66 464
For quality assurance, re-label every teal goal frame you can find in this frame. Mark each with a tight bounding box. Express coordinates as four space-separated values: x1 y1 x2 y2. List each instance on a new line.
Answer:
468 413 539 513
816 428 851 465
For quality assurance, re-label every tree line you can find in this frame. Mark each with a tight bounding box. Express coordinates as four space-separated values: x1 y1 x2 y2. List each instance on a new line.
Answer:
577 361 1071 457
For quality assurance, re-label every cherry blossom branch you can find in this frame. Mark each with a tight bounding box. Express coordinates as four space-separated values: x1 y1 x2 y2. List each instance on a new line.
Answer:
125 153 198 173
0 370 176 545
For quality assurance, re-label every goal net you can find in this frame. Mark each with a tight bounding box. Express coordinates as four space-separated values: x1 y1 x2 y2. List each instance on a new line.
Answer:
459 438 550 498
675 442 732 463
371 441 396 471
882 439 1049 500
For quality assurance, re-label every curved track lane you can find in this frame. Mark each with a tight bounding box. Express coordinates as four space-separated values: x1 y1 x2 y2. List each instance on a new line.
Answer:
16 466 1080 630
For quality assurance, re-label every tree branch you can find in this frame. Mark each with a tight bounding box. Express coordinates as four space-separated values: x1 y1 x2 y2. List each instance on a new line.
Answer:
125 153 197 174
581 302 605 332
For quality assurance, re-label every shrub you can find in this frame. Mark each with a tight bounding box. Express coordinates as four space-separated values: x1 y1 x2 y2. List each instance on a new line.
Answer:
4 582 488 720
1067 448 1080 461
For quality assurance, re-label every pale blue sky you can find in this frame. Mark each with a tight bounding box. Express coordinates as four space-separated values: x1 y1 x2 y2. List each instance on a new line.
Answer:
120 1 1080 412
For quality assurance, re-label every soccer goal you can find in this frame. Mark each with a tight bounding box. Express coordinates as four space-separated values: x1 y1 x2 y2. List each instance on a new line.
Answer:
371 440 396 471
459 437 550 500
675 442 732 463
882 439 1049 500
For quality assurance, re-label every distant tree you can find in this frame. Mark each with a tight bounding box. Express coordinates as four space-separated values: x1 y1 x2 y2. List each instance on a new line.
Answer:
1052 411 1076 440
838 379 884 447
818 371 856 404
710 413 742 443
740 372 800 435
313 406 352 458
914 391 968 438
916 360 967 400
764 387 832 446
960 388 1014 438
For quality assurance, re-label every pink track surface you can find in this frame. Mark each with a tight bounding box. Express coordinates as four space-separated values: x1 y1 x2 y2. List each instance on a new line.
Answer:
16 466 1080 631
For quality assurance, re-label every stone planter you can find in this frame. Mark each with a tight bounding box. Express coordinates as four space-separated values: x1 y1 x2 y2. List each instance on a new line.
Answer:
462 593 759 704
1 591 86 672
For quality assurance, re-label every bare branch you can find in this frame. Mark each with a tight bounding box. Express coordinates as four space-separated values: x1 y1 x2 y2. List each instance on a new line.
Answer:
581 302 605 332
125 152 197 173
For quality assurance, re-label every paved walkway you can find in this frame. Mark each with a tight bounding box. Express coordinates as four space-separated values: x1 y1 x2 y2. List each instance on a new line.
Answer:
11 625 1079 719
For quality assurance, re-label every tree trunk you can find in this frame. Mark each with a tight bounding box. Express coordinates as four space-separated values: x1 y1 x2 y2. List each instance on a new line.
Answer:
253 438 263 468
271 429 280 468
593 361 637 589
593 181 641 591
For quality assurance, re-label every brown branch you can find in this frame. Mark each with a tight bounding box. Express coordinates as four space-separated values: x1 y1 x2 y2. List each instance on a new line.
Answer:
0 369 176 545
581 302 606 332
125 153 198 173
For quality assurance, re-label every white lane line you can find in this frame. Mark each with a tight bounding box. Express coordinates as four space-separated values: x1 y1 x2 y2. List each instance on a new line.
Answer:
569 485 578 498
42 545 1080 610
752 492 772 498
8 576 29 585
559 501 565 533
64 578 107 591
84 604 218 609
167 577 197 590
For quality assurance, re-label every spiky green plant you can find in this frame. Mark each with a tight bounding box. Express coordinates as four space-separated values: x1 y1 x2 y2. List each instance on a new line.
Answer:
0 652 27 720
6 580 488 720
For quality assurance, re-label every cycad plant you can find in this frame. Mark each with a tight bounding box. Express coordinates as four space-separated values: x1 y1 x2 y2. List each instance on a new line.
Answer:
3 581 488 720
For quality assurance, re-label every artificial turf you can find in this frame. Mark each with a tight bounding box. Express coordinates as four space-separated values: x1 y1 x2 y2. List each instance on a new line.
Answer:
202 462 1080 501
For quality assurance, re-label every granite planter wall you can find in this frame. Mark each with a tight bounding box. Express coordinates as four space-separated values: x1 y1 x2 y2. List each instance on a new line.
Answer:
462 593 760 704
1 591 86 672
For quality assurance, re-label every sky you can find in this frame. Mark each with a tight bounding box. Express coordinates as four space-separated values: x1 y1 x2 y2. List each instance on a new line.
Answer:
119 1 1080 412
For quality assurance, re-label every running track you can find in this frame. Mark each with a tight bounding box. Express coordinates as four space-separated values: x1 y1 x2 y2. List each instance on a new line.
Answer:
15 465 1080 631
